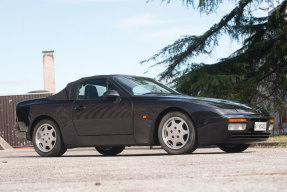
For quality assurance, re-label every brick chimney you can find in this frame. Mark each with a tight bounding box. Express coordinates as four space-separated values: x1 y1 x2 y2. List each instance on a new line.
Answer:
42 50 55 93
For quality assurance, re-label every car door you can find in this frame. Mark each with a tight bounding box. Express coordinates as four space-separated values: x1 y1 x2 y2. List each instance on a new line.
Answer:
72 78 133 136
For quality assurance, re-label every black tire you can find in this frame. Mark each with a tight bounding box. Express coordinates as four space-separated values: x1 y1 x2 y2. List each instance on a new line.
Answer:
217 144 250 153
95 146 125 156
32 119 67 157
158 111 197 155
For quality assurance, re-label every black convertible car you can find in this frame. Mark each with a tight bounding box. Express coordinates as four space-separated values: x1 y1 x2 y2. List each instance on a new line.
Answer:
14 75 273 157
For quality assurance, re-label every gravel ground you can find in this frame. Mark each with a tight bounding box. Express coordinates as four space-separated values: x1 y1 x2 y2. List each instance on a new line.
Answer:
0 147 287 192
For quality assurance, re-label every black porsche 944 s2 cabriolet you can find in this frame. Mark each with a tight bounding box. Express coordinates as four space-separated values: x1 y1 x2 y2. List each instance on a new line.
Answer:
14 75 274 157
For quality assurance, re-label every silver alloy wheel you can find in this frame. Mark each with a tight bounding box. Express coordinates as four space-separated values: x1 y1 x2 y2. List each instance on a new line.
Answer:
35 123 57 152
161 116 190 150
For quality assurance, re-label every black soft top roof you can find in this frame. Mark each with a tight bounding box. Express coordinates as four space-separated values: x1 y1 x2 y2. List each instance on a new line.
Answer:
47 74 136 100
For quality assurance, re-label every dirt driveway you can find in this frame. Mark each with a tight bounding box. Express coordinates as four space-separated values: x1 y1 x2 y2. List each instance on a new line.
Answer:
0 147 287 192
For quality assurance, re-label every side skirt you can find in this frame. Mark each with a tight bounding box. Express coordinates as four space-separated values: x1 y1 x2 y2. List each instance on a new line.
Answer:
65 135 136 148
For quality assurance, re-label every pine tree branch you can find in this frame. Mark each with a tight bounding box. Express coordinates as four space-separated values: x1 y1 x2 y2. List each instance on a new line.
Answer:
142 0 252 80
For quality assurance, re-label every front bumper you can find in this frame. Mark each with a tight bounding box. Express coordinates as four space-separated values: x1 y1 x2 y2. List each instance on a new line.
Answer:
223 115 272 144
197 114 272 146
226 132 271 144
14 121 28 139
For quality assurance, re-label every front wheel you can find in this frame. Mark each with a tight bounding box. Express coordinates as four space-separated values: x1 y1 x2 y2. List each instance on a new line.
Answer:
32 119 67 157
158 111 197 155
95 146 125 156
217 144 250 153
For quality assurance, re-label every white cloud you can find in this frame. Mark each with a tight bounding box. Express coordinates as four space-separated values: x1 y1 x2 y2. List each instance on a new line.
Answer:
118 14 167 29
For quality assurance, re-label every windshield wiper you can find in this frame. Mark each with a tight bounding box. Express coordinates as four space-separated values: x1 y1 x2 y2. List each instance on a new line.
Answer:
143 92 170 95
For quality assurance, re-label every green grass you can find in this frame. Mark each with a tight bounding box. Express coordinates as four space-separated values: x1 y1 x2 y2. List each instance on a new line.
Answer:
257 135 287 148
267 135 287 143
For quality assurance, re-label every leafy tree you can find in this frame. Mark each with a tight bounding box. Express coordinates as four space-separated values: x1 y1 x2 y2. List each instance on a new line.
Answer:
143 0 287 109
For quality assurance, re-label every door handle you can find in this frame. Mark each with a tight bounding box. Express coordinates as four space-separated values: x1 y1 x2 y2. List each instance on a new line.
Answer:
74 105 86 111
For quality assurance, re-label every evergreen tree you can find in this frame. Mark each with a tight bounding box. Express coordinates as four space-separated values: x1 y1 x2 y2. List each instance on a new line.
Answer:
143 0 287 109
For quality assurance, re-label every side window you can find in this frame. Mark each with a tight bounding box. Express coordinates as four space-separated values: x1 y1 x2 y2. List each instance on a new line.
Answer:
78 78 107 100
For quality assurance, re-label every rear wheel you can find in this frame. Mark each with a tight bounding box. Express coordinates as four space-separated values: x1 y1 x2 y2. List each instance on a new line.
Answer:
217 144 250 153
32 119 67 157
95 146 125 156
158 111 197 155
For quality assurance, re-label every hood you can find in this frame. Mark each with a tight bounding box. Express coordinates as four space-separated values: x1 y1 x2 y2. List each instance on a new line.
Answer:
154 94 268 115
185 96 268 115
189 96 267 115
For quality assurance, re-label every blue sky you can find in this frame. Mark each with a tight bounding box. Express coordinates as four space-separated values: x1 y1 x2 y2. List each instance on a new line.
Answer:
0 0 265 95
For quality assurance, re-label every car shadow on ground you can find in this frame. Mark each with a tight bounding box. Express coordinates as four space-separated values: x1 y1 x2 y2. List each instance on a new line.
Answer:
1 150 255 158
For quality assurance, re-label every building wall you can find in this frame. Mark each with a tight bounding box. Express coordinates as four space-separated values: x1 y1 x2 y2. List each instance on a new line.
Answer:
0 93 52 147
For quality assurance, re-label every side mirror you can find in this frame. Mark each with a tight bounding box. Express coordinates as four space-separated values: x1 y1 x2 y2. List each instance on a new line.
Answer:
103 90 120 98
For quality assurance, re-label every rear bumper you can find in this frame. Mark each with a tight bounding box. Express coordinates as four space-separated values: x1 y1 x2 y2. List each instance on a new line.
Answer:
14 121 28 139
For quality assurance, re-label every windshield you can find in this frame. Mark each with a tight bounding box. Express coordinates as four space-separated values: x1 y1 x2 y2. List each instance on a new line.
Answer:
114 76 179 96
